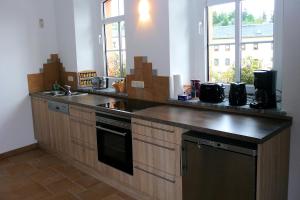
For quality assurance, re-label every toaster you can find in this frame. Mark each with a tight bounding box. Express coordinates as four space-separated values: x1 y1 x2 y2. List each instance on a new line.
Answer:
200 83 225 103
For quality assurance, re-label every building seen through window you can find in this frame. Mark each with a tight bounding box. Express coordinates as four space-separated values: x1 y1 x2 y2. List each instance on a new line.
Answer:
208 0 274 84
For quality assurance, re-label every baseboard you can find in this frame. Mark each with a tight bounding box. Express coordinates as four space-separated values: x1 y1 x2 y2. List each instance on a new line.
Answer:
0 143 38 160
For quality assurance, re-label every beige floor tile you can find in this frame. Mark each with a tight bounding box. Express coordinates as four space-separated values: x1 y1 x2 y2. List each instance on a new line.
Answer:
52 164 86 181
102 194 126 200
73 174 100 188
40 192 79 200
31 167 65 186
5 163 38 177
117 192 136 200
0 176 32 193
29 154 63 169
46 178 86 195
8 149 46 163
0 181 51 200
0 149 136 200
77 182 117 200
0 158 14 170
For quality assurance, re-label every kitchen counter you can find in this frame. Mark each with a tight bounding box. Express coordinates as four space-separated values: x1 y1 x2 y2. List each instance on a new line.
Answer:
31 92 292 144
133 105 291 143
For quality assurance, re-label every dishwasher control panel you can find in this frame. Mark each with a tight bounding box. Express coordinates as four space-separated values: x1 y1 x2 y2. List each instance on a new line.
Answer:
48 101 69 114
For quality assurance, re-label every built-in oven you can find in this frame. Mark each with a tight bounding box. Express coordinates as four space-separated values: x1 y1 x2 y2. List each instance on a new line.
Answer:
96 111 133 175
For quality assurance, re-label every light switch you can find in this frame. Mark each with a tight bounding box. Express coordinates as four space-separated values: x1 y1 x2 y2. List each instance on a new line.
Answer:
39 18 44 28
67 76 74 82
131 81 144 88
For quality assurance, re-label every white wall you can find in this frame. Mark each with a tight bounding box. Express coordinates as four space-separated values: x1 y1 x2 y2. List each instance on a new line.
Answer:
73 0 103 76
0 0 58 153
125 0 170 76
54 0 77 72
282 0 300 199
169 0 206 86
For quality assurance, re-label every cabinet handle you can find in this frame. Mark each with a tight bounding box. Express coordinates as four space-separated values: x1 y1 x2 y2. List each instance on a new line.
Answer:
134 166 175 183
96 126 127 137
181 143 188 176
71 139 96 151
70 117 94 127
133 137 175 151
132 122 175 133
70 106 94 114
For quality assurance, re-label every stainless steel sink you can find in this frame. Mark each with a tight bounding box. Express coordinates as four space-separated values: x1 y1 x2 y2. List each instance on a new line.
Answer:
42 91 88 97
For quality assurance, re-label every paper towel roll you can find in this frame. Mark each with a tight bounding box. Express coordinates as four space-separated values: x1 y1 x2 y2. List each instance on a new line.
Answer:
173 74 183 98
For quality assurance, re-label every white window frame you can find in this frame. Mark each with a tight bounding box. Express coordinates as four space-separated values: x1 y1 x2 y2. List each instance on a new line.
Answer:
100 0 126 78
205 0 282 93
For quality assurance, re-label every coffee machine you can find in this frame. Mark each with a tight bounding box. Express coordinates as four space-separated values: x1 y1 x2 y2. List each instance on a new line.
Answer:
250 70 277 109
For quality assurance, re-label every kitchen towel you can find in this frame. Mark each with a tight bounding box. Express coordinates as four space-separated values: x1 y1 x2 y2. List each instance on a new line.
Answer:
173 74 183 98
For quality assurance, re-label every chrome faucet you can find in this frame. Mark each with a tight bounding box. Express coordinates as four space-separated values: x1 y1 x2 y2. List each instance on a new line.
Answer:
58 84 72 96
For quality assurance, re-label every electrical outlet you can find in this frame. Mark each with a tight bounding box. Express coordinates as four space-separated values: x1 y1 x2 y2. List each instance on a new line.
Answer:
67 76 74 82
131 81 144 88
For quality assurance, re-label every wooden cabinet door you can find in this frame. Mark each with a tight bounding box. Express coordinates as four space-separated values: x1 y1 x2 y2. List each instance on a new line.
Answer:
48 110 71 156
132 119 183 200
31 97 50 148
69 114 97 168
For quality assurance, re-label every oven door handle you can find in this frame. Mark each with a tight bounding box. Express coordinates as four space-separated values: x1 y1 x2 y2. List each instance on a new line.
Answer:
96 126 127 137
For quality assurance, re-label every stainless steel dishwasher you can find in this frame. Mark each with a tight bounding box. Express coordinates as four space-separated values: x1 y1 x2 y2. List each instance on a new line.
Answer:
182 131 257 200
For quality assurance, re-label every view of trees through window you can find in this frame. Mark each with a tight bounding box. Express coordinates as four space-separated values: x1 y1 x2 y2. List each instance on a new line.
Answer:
208 0 274 84
103 0 126 78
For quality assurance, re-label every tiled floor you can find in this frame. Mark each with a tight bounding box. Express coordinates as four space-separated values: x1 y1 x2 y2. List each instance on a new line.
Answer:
0 149 135 200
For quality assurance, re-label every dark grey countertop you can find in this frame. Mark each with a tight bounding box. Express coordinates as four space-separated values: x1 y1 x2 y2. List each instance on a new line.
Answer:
133 106 292 144
30 92 292 144
77 87 128 99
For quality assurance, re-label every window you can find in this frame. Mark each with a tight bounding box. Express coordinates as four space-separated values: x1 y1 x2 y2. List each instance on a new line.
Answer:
214 45 219 51
102 0 126 78
214 59 219 66
242 44 246 50
225 58 230 66
225 45 230 51
207 0 275 84
253 43 258 50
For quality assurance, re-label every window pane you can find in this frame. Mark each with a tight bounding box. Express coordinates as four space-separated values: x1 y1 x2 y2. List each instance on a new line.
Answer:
103 0 124 18
104 0 119 18
121 51 126 76
119 0 124 15
107 51 121 77
120 21 126 49
241 0 274 84
208 2 236 83
104 23 119 51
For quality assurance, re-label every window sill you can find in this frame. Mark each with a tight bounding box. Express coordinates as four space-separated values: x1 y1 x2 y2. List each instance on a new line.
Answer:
168 98 287 119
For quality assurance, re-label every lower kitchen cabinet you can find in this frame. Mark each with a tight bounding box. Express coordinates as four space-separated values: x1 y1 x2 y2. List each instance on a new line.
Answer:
70 139 96 167
48 109 71 156
31 97 51 149
31 96 290 200
69 105 97 168
132 118 184 200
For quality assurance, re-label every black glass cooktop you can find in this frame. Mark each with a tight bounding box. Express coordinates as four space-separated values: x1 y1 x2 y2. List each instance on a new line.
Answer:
97 99 157 113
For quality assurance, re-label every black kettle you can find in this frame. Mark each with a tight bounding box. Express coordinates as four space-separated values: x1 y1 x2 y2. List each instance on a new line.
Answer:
229 82 247 106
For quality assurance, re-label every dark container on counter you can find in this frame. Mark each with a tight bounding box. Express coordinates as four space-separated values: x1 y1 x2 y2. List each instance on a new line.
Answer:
191 80 201 98
229 82 247 106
